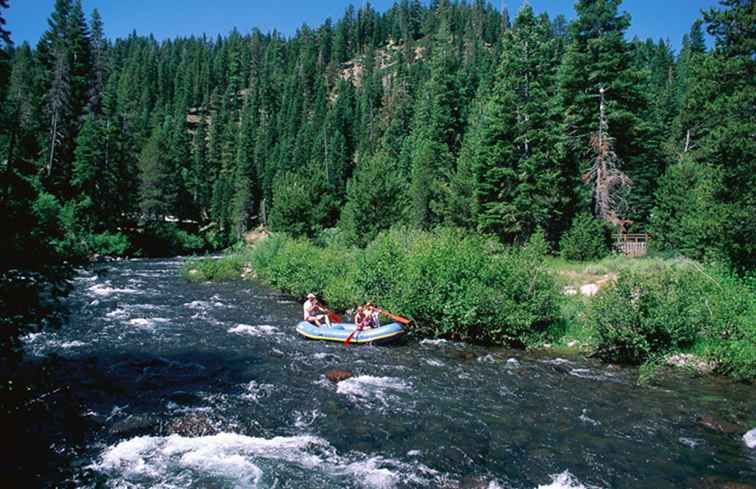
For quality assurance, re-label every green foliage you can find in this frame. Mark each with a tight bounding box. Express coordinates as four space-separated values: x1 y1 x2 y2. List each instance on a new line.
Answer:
246 228 560 347
589 264 755 380
135 223 205 257
89 232 130 256
559 213 610 261
472 5 565 244
650 160 730 263
339 151 405 247
268 172 315 238
182 255 247 282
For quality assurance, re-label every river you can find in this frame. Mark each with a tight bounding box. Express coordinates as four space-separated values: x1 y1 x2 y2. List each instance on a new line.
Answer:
16 257 756 488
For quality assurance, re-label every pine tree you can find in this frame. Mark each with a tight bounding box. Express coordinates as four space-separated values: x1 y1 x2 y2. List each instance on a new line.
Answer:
406 13 461 228
472 6 565 243
680 0 755 270
339 151 404 246
138 119 176 221
0 0 11 100
65 0 92 122
557 0 661 226
88 8 107 114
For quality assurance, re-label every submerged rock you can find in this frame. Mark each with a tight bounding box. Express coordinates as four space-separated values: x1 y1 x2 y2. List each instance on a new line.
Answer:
165 413 218 437
325 369 353 382
695 477 755 489
455 351 477 362
166 391 200 405
698 415 744 434
109 415 157 437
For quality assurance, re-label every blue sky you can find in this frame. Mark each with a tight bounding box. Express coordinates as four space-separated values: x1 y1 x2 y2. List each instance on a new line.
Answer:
5 0 721 52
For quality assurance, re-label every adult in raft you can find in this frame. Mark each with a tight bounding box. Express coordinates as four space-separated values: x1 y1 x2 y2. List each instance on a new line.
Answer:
303 293 331 328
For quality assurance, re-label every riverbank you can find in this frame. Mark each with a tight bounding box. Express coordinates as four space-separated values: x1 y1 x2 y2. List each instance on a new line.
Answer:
184 230 755 382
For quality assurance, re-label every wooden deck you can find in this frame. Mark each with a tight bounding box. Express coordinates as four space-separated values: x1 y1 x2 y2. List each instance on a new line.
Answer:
614 233 649 257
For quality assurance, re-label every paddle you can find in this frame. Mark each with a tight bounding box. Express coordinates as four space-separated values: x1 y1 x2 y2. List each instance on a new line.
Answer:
344 322 364 347
374 307 411 325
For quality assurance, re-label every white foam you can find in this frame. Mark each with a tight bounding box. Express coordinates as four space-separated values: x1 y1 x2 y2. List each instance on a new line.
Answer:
477 354 496 364
228 324 279 336
537 471 600 489
184 300 230 310
241 381 276 402
424 358 445 367
88 283 141 297
293 409 324 429
128 318 170 328
541 358 574 366
21 332 45 343
579 409 601 426
336 376 411 408
420 338 448 346
94 433 440 488
744 428 756 449
59 340 86 348
679 437 699 448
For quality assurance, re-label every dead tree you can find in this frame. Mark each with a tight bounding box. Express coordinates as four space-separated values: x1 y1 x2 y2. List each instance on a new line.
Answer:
582 87 631 222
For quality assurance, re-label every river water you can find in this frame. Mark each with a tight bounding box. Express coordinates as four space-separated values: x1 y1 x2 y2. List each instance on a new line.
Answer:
18 258 756 488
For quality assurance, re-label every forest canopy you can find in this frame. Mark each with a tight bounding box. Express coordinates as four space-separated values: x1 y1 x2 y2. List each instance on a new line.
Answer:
0 0 753 272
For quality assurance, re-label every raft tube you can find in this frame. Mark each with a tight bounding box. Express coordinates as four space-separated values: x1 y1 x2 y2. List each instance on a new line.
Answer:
296 321 405 345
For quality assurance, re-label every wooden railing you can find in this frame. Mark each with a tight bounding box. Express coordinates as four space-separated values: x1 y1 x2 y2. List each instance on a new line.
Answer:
614 233 649 257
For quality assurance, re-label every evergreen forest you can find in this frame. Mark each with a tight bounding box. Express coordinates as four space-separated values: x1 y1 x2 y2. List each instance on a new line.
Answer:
0 0 754 272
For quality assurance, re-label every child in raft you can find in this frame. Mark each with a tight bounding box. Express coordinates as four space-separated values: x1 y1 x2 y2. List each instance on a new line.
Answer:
354 302 380 330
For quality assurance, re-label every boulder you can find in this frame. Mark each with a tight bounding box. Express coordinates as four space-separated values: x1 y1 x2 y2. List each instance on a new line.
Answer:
580 283 600 296
325 369 353 382
666 353 716 375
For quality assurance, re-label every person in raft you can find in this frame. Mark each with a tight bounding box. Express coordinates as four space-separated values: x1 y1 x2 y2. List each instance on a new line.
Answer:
303 293 331 327
354 302 380 330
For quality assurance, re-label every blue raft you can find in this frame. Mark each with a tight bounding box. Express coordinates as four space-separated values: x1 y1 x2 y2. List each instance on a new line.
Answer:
295 321 405 345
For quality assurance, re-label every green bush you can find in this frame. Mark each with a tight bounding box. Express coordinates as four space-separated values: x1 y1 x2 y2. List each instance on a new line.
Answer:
183 255 247 282
588 268 703 363
560 213 611 261
175 229 205 253
90 232 131 256
240 228 561 346
252 235 356 303
588 264 755 380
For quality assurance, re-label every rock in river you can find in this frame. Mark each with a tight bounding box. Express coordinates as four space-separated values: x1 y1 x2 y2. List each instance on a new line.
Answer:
698 415 743 434
325 369 353 382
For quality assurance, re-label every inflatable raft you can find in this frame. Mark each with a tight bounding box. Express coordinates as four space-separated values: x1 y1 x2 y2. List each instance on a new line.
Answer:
295 321 405 345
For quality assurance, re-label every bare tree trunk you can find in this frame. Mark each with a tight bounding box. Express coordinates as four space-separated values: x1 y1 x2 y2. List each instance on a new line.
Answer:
583 87 630 222
48 111 59 176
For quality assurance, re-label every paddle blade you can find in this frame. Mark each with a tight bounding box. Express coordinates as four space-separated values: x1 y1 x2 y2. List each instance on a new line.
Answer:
344 328 358 347
377 308 411 325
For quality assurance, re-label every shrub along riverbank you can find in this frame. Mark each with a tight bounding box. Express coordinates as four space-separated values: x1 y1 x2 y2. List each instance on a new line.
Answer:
184 229 755 381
